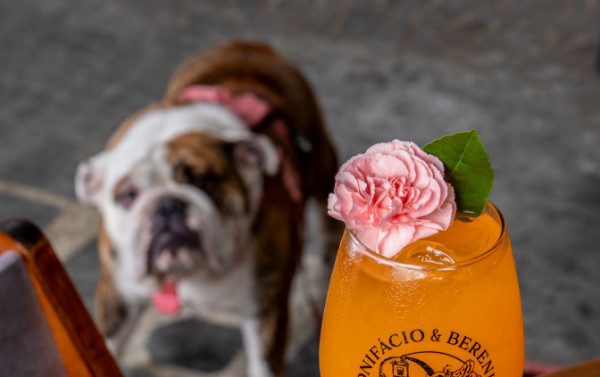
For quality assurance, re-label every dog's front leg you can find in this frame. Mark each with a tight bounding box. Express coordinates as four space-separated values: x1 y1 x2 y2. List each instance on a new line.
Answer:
94 228 148 357
95 268 146 357
242 317 274 377
104 301 145 357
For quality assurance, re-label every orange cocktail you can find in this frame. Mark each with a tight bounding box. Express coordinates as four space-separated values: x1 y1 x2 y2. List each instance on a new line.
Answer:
320 203 523 377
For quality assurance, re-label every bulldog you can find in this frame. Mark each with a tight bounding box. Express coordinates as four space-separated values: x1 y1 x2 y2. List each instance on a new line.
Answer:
74 41 343 377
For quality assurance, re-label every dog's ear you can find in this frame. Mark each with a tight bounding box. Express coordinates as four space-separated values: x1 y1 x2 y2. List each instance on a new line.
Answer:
234 135 279 176
75 151 110 207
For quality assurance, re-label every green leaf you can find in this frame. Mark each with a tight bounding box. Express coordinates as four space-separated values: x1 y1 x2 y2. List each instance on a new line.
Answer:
422 130 494 216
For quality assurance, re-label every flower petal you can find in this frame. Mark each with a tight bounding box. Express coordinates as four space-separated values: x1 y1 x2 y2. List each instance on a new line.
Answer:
328 140 456 257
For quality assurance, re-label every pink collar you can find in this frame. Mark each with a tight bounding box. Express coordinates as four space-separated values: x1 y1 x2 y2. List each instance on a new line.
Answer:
177 85 270 128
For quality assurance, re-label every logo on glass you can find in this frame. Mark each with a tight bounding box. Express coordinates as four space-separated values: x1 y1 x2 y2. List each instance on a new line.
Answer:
380 353 482 377
357 329 496 377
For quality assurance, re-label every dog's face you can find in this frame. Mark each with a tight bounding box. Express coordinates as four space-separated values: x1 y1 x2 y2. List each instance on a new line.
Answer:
76 104 278 299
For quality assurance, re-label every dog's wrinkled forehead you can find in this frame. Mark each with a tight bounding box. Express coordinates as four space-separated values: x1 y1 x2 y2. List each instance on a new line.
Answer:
75 103 279 207
167 133 230 175
106 103 254 185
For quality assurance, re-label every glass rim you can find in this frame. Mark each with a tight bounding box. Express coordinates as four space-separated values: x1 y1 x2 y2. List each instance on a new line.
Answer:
345 202 508 271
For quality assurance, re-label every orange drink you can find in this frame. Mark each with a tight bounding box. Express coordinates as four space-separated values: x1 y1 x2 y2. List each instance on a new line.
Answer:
320 203 523 377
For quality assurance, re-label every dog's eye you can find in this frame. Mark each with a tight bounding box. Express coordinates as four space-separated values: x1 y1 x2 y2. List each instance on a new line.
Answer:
174 163 220 192
116 186 139 209
174 164 194 183
193 173 220 192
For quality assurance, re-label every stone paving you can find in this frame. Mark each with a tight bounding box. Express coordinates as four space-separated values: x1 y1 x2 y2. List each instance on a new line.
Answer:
1 0 600 375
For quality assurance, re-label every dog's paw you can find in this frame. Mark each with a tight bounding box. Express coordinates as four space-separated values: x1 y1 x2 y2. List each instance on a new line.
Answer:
247 359 274 377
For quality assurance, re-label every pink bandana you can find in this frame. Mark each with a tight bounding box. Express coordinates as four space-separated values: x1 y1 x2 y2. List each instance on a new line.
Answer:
177 85 270 128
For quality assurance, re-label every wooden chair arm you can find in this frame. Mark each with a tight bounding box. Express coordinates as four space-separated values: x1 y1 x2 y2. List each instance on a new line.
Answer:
0 218 123 377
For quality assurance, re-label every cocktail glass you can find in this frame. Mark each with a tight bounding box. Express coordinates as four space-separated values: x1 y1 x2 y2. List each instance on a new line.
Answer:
320 202 523 377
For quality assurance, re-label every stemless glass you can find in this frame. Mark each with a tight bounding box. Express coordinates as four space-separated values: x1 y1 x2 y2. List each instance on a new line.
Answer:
320 202 524 377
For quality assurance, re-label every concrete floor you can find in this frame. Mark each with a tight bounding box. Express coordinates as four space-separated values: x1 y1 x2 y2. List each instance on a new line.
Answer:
1 0 600 375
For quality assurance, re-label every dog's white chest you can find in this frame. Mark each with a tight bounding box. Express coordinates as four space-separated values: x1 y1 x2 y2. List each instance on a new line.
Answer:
177 259 258 321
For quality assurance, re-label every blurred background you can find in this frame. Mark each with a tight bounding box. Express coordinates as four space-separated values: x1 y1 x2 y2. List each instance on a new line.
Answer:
1 0 599 376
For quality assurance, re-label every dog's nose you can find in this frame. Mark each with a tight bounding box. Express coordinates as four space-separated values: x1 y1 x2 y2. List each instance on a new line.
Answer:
155 196 187 217
152 197 188 232
148 196 201 274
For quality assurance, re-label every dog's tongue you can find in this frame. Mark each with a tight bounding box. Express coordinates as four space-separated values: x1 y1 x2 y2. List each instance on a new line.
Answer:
152 280 180 315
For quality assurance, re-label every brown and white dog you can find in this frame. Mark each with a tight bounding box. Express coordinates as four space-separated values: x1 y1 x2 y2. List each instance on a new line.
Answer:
74 41 342 377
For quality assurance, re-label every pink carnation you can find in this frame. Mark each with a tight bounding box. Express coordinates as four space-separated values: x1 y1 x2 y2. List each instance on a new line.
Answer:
328 140 456 258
